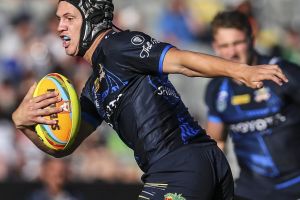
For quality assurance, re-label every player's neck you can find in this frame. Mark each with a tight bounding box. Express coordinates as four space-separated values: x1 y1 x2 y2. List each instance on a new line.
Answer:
83 29 111 65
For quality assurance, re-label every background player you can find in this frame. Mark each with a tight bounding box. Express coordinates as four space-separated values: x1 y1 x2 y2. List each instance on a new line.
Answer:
12 1 288 199
205 10 300 199
27 157 81 200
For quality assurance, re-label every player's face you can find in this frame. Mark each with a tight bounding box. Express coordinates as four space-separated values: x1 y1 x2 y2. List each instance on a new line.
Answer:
56 1 82 56
213 28 251 64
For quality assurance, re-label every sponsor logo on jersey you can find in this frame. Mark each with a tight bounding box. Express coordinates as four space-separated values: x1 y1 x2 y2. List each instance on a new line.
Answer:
106 93 123 119
254 87 271 103
216 90 229 112
231 94 251 105
164 193 186 200
230 113 286 134
131 35 145 45
157 85 179 98
140 38 160 58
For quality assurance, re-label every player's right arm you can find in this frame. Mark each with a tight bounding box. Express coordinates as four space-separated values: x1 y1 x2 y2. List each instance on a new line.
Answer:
163 48 288 89
12 83 96 157
204 80 227 151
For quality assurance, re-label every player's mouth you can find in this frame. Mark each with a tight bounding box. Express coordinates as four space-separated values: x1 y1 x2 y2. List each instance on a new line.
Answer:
61 35 71 48
231 55 240 62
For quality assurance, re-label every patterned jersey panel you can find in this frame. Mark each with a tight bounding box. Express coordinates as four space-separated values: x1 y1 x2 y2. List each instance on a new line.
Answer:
81 30 211 171
80 74 103 128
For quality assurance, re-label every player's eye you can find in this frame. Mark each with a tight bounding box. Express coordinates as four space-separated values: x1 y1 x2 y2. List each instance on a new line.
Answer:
218 44 229 48
233 39 247 46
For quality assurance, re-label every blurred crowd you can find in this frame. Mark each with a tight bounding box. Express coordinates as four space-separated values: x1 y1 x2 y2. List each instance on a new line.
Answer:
0 0 299 191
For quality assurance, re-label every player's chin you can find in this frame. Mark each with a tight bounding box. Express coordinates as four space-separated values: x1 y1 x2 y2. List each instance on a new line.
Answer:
65 49 77 56
230 57 241 63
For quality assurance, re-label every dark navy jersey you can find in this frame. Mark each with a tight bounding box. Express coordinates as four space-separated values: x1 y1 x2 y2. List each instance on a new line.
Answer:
205 54 300 182
80 30 212 172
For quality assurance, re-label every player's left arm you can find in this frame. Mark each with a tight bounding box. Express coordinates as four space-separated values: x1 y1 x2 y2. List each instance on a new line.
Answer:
12 83 67 156
163 48 288 89
12 83 98 158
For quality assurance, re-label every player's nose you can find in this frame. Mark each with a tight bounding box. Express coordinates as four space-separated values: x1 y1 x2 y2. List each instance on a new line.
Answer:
226 47 237 59
57 20 67 33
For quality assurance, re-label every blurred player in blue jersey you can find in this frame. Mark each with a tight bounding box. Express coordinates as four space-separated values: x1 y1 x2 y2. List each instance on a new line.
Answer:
12 1 288 199
205 10 300 200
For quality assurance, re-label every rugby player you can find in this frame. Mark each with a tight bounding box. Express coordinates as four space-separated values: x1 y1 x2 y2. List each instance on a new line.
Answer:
12 1 288 199
205 11 300 199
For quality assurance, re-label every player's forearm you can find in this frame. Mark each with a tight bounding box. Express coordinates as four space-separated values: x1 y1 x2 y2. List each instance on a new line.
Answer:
178 51 246 79
15 125 70 158
12 112 57 156
16 127 60 155
164 48 287 89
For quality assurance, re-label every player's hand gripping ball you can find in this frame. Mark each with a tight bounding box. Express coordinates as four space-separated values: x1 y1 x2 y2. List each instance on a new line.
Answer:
33 73 81 150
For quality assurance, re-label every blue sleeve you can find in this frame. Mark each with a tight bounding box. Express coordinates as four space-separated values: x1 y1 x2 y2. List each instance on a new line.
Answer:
204 79 223 123
107 31 174 76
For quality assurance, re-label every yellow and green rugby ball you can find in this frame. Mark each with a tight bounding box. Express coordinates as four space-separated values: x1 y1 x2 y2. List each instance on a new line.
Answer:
33 73 81 150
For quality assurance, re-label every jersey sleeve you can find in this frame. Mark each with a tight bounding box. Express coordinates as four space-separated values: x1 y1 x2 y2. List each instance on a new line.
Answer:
80 77 103 129
204 79 223 123
280 60 300 103
107 31 174 76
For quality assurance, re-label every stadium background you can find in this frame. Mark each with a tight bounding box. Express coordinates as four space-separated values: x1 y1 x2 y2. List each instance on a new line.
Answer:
0 0 299 199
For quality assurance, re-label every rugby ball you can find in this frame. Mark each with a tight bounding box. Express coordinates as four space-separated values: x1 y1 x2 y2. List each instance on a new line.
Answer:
33 73 81 150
